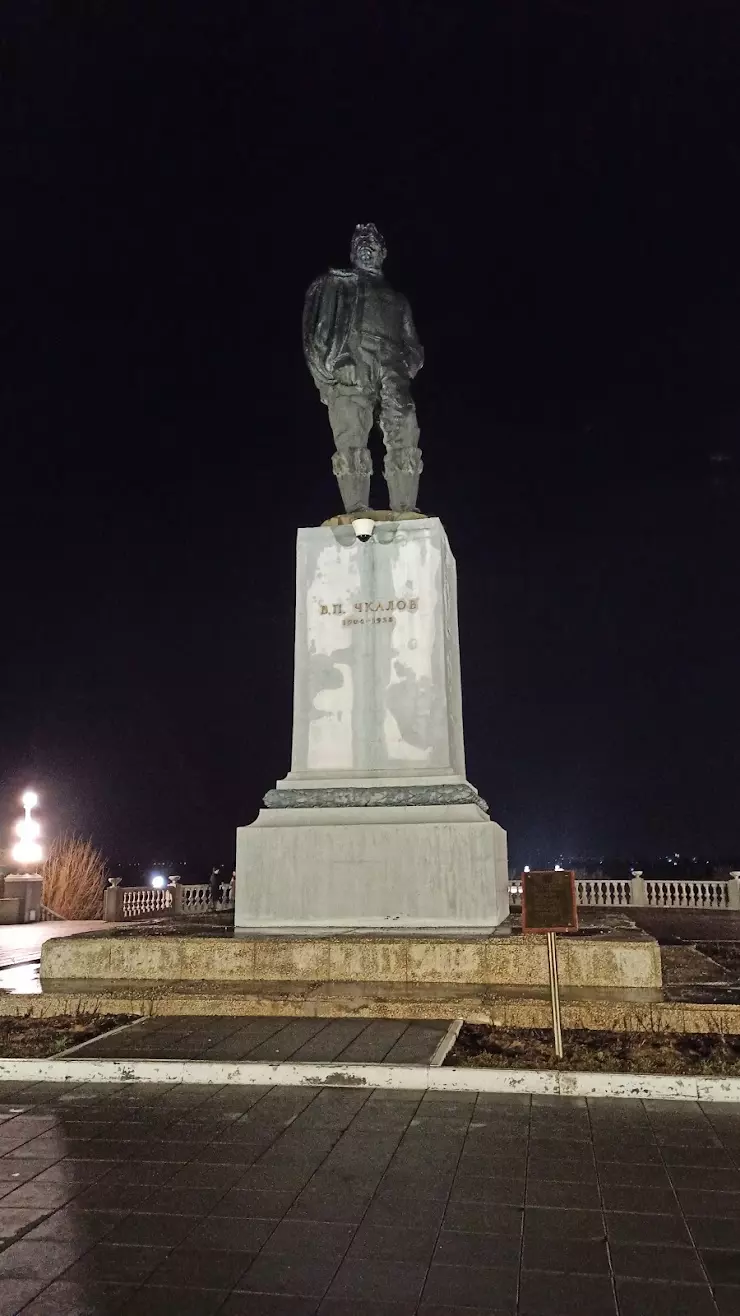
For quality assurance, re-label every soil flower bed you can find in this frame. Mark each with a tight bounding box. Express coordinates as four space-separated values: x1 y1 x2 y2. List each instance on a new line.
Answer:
450 1024 740 1075
0 1015 136 1059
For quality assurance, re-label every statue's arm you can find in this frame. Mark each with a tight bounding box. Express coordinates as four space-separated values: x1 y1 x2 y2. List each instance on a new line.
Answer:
402 297 424 378
303 275 341 387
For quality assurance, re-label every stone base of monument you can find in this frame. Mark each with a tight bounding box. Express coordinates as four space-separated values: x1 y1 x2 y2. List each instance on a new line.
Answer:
235 516 510 934
40 922 661 991
235 804 508 931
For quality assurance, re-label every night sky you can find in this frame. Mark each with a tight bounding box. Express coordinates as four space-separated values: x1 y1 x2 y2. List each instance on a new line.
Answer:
2 2 739 872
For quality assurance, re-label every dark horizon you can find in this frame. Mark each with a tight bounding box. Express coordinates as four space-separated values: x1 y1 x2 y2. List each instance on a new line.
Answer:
2 2 739 871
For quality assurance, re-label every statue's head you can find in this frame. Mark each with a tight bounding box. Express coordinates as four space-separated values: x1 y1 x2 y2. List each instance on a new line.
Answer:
350 223 386 274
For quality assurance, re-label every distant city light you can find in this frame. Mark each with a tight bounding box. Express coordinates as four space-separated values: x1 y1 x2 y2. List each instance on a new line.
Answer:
150 873 166 889
12 790 43 867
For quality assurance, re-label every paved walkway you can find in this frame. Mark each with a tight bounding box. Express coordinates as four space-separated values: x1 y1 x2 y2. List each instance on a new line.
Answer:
0 924 104 971
76 1016 452 1064
0 1082 736 1313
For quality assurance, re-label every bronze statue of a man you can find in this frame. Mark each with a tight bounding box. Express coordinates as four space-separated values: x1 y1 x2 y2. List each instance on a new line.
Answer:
303 223 424 514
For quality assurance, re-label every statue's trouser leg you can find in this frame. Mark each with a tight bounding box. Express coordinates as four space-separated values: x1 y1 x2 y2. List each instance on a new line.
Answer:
322 388 374 513
379 370 423 513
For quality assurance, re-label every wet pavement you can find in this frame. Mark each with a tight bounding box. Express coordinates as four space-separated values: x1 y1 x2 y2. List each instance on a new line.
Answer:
0 925 104 971
0 1082 738 1312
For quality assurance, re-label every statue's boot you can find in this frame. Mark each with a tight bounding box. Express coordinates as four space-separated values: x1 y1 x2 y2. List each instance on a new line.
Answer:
332 447 372 513
384 446 423 513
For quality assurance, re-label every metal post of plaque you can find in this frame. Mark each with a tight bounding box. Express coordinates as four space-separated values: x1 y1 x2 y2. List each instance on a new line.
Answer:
522 870 578 1061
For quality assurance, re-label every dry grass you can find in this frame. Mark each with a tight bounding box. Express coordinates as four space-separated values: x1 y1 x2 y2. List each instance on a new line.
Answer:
42 833 108 920
0 1015 135 1058
450 1024 740 1075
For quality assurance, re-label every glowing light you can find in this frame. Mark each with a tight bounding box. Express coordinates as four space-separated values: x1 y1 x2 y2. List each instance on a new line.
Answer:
11 791 43 868
150 873 166 889
554 864 563 871
523 865 531 873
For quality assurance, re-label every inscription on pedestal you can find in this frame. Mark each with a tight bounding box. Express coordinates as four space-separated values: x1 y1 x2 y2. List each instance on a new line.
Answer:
318 597 419 616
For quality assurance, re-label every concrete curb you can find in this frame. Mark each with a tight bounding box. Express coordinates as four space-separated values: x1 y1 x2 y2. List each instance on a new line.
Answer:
1 1055 740 1100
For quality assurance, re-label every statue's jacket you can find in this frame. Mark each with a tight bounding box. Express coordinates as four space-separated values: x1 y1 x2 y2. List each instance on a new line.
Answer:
303 267 423 391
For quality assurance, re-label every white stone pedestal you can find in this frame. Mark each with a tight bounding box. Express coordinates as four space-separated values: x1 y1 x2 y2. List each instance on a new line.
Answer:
236 518 509 932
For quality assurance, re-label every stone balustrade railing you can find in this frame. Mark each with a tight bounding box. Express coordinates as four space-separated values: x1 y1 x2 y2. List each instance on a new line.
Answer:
104 881 235 921
508 876 740 911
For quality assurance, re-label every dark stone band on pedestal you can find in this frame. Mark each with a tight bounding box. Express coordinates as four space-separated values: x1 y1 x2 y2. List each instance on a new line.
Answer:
263 784 489 812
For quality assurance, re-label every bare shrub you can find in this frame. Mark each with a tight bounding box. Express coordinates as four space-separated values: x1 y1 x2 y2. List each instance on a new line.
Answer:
42 834 107 920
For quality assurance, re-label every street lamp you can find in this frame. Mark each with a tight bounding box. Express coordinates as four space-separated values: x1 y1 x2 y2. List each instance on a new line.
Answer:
11 791 43 868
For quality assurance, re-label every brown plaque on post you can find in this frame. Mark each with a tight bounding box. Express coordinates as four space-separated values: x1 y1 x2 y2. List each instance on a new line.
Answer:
522 870 578 934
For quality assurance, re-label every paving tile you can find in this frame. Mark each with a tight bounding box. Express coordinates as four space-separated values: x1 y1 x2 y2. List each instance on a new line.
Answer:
136 1186 225 1215
220 1296 319 1315
591 1140 662 1164
417 1090 479 1113
237 1251 340 1297
349 1222 438 1263
108 1209 195 1246
336 1021 409 1063
362 1193 447 1231
518 1270 617 1315
0 1157 62 1183
0 1280 50 1314
39 1159 127 1184
185 1213 279 1251
418 1306 502 1316
457 1154 526 1181
421 1262 518 1310
522 1234 609 1274
688 1216 740 1248
442 1201 523 1235
118 1288 228 1315
604 1210 691 1244
524 1207 605 1239
669 1166 740 1192
616 1279 719 1316
288 1186 377 1224
148 1245 256 1289
72 1182 157 1210
600 1184 680 1213
716 1287 740 1315
166 1161 248 1189
434 1228 521 1269
0 1181 81 1210
25 1206 127 1243
611 1240 707 1281
321 1300 416 1316
262 1219 355 1262
597 1161 673 1188
526 1156 598 1184
0 1236 95 1280
447 1177 524 1206
661 1145 735 1167
383 1023 449 1064
290 1021 369 1062
525 1178 602 1208
63 1241 171 1283
211 1187 297 1218
21 1280 128 1314
679 1190 740 1218
0 1205 61 1240
700 1248 740 1285
328 1256 429 1304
